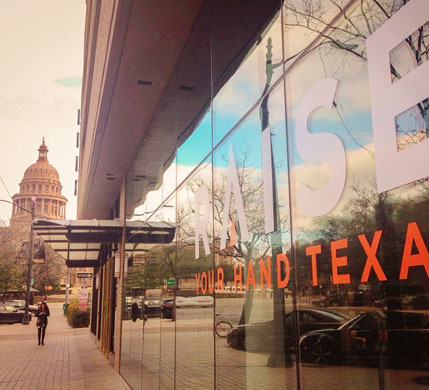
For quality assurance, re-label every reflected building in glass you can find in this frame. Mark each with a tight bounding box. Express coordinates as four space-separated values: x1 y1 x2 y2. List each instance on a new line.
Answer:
75 1 429 389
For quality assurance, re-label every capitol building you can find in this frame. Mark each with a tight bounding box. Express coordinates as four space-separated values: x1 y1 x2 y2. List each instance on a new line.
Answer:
11 139 67 224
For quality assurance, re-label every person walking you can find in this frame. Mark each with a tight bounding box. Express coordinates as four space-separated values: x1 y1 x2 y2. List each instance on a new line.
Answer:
131 302 140 322
36 301 50 345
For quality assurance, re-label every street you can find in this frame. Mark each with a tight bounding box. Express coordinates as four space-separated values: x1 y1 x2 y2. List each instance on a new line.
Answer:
0 303 127 390
120 296 429 390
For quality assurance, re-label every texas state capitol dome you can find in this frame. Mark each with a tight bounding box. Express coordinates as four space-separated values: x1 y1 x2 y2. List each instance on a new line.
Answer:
11 140 67 223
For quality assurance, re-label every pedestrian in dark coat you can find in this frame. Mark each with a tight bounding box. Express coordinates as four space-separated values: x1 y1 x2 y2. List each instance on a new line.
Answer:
36 301 50 345
131 302 140 322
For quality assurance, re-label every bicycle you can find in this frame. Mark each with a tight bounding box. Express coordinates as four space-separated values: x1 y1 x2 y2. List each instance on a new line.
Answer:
215 314 233 338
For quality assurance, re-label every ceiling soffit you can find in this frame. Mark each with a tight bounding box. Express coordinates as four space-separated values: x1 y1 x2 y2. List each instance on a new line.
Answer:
80 0 280 219
126 0 280 217
79 0 204 219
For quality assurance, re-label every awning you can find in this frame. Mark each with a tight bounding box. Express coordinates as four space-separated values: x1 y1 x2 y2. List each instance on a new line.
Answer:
33 219 175 268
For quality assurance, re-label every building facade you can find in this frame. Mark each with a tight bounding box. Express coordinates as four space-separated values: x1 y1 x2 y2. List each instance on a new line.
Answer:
11 140 67 224
78 1 429 389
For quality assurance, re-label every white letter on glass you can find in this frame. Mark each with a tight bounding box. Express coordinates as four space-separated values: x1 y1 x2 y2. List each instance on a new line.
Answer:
195 184 210 259
367 0 429 193
220 146 249 250
295 78 346 216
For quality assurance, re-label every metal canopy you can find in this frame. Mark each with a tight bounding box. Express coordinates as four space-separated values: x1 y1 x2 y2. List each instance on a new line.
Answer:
33 219 175 268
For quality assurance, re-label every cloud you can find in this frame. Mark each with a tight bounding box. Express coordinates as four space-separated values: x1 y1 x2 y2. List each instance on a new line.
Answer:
277 142 376 231
53 76 82 87
0 93 80 126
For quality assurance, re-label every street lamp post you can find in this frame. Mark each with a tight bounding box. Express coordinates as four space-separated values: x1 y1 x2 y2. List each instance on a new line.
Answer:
0 198 35 325
22 200 35 324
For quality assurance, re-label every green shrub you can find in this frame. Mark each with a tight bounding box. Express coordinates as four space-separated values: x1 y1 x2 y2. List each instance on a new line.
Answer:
66 302 90 328
65 300 79 322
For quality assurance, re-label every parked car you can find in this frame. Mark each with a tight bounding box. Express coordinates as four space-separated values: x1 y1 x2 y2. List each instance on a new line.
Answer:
299 310 429 369
373 296 412 310
175 296 214 308
410 295 429 310
143 297 162 317
226 309 347 352
0 304 32 324
5 300 38 314
161 295 214 319
190 296 214 307
312 296 340 307
161 299 174 319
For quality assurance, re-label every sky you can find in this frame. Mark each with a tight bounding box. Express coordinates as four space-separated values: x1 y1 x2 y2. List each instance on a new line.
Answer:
0 1 86 222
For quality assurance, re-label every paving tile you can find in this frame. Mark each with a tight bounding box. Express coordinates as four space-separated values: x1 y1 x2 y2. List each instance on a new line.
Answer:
0 304 128 390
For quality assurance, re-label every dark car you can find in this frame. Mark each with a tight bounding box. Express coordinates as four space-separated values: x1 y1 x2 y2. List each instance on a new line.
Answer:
410 295 429 310
300 311 429 369
143 297 162 317
0 304 32 324
373 296 412 310
5 300 38 314
161 299 174 319
311 295 341 307
226 309 347 352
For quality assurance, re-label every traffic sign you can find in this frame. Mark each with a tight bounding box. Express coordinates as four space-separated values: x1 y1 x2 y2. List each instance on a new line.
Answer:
77 272 93 279
167 278 175 287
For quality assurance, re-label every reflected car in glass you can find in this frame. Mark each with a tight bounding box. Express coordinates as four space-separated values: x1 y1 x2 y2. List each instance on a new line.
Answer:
410 295 429 310
175 296 214 308
373 296 412 311
311 295 341 307
161 299 174 319
0 304 32 324
143 297 162 317
300 310 429 369
226 309 347 352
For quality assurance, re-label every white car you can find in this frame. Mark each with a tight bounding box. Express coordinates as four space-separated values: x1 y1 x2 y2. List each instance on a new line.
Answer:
5 300 38 314
175 296 214 308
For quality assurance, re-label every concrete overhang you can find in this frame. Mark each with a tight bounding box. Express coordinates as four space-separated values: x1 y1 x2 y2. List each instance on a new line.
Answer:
78 0 280 219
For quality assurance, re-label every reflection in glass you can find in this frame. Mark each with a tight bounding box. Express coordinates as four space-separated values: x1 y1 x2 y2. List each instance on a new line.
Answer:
176 158 215 389
213 80 296 389
212 0 283 145
284 1 429 389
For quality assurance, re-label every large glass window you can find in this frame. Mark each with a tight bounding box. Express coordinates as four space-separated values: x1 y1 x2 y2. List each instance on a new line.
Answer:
120 1 429 389
284 1 429 390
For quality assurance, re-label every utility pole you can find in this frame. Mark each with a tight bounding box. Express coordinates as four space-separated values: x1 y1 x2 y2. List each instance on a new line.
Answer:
65 269 70 305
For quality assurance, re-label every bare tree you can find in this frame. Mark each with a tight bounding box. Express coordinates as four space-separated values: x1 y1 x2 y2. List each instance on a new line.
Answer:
0 223 25 302
284 0 429 142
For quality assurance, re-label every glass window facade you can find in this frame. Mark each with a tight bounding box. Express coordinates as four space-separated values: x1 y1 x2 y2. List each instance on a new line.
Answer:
120 1 429 389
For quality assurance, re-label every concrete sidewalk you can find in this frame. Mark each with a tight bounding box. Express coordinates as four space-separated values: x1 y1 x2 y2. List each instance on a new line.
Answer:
0 304 128 390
